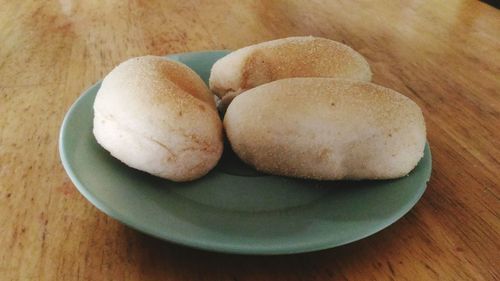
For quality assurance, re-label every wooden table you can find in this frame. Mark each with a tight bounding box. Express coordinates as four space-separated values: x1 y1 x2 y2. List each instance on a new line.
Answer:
1 0 499 280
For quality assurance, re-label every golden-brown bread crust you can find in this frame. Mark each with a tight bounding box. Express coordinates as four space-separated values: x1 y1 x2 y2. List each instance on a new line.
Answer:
209 36 372 107
93 56 223 182
224 78 426 180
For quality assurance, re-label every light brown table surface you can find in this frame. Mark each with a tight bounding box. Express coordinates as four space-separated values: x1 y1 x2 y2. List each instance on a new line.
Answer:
1 0 499 280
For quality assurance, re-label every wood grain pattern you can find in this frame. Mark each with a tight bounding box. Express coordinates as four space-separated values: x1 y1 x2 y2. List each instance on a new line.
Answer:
0 0 499 280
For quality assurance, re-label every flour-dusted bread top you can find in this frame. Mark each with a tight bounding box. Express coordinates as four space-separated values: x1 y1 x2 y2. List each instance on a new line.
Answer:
210 36 372 107
93 56 223 182
224 78 426 180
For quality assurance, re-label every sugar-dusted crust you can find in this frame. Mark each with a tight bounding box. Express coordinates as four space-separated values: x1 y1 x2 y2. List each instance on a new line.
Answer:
210 36 372 107
93 56 223 182
224 78 426 180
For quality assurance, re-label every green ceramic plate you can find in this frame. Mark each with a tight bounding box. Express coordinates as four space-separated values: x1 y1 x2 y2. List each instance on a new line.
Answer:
59 51 432 255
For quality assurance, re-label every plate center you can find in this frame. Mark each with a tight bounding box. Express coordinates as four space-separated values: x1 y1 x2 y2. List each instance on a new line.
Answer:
168 173 330 212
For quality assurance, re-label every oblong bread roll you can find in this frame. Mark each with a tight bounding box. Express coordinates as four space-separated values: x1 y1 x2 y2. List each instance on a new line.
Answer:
210 36 372 107
224 78 426 180
93 56 223 182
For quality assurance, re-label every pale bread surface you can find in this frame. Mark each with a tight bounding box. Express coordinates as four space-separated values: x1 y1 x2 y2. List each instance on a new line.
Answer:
93 56 223 182
224 78 426 180
209 36 372 107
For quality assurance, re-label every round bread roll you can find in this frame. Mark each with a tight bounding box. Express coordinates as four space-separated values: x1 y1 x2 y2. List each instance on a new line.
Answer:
93 56 223 182
209 36 372 108
224 78 426 180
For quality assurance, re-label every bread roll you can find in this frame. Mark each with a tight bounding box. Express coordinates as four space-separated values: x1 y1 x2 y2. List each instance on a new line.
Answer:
224 78 426 180
93 56 223 182
209 36 372 108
